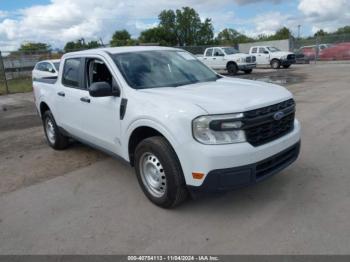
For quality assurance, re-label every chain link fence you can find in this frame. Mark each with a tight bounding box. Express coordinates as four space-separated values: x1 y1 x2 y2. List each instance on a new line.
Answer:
292 33 350 61
0 50 64 95
1 35 350 95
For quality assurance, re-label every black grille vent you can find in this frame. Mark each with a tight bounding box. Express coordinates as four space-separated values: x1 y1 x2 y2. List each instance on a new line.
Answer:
246 56 256 63
243 99 295 146
287 54 296 60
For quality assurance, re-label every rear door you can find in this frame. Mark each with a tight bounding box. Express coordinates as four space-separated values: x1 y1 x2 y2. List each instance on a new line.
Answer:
54 57 87 137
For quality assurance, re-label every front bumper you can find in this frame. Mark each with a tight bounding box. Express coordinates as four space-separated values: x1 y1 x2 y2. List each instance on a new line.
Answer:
281 59 296 65
176 119 301 188
188 141 300 194
238 63 256 70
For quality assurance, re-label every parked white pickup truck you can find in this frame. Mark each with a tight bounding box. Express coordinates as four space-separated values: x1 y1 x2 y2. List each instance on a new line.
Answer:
33 46 301 208
249 46 296 69
198 47 256 75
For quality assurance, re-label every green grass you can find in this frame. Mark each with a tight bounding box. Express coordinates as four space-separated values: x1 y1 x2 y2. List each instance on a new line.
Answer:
0 78 32 95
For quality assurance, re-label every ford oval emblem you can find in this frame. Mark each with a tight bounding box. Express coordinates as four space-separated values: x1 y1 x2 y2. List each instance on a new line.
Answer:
273 111 284 121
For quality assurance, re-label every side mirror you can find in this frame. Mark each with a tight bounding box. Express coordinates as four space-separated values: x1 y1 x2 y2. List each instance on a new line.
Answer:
89 82 119 97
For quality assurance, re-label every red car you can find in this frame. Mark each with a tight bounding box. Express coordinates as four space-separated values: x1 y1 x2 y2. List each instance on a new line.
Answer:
299 44 331 60
319 42 350 61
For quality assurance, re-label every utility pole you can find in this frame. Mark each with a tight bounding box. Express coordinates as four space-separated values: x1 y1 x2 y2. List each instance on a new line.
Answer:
99 38 105 47
0 51 9 95
297 25 301 39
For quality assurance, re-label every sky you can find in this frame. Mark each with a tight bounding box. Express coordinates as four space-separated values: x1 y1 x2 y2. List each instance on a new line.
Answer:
0 0 349 51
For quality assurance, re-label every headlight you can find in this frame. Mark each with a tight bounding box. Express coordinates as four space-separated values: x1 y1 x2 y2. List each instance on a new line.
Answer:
236 58 245 62
281 55 287 60
192 113 246 145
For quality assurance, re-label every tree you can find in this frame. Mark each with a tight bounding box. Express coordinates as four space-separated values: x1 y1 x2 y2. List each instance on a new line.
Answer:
335 26 350 35
197 18 214 45
64 39 101 52
256 27 292 41
110 30 132 46
314 29 328 37
158 7 214 46
139 27 174 46
273 27 292 40
18 42 51 53
216 28 253 45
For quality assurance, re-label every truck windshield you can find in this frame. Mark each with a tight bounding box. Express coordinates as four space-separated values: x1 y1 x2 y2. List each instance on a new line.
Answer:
53 62 60 71
222 47 239 55
267 47 281 52
112 50 219 89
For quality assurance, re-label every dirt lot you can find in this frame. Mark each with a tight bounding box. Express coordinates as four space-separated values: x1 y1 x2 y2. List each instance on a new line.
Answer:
0 94 106 195
0 63 350 254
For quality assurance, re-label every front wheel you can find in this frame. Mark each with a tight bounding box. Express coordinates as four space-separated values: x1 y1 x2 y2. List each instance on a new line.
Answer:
134 136 188 208
244 69 253 74
227 62 238 75
271 59 281 69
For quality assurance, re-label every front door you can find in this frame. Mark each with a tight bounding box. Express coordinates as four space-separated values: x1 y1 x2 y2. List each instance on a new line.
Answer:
256 47 270 65
80 57 122 155
212 48 225 69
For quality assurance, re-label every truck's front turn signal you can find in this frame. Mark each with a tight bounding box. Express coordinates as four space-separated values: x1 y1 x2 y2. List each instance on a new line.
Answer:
192 172 204 180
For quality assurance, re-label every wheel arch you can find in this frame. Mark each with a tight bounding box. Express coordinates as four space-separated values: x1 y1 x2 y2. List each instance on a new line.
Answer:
270 58 280 64
127 123 178 167
226 60 238 69
39 101 51 118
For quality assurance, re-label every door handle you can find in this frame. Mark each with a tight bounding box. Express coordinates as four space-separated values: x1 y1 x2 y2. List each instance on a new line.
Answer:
57 91 65 97
80 97 91 103
213 57 216 60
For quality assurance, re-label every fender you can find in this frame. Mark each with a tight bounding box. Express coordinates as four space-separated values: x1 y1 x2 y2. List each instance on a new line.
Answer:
122 118 181 161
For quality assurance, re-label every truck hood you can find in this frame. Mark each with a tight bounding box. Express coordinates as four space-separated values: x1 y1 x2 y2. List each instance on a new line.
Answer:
226 53 251 59
139 78 292 114
271 51 294 57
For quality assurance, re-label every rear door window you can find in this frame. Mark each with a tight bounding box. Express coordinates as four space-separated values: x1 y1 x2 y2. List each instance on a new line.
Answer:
205 48 213 57
62 58 82 88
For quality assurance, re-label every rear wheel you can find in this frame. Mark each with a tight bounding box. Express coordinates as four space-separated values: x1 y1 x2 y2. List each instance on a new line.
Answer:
227 62 238 75
244 69 253 74
271 59 281 69
43 111 69 150
134 136 188 208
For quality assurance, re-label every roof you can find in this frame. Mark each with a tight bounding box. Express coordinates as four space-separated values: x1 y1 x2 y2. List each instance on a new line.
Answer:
38 59 61 63
64 46 182 57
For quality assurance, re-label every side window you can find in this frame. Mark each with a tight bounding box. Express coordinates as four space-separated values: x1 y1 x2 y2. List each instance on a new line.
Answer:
62 58 82 88
205 48 213 57
86 59 116 90
45 63 55 73
259 47 267 54
36 62 45 71
213 48 224 56
251 48 257 53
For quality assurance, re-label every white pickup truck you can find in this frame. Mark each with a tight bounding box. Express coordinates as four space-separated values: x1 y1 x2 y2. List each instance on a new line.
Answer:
33 46 301 208
249 46 296 69
197 47 256 75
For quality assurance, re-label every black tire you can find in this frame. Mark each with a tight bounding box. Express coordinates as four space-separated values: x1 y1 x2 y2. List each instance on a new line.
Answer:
134 136 188 208
283 64 291 69
271 59 281 69
227 62 238 75
244 69 253 74
42 111 69 150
